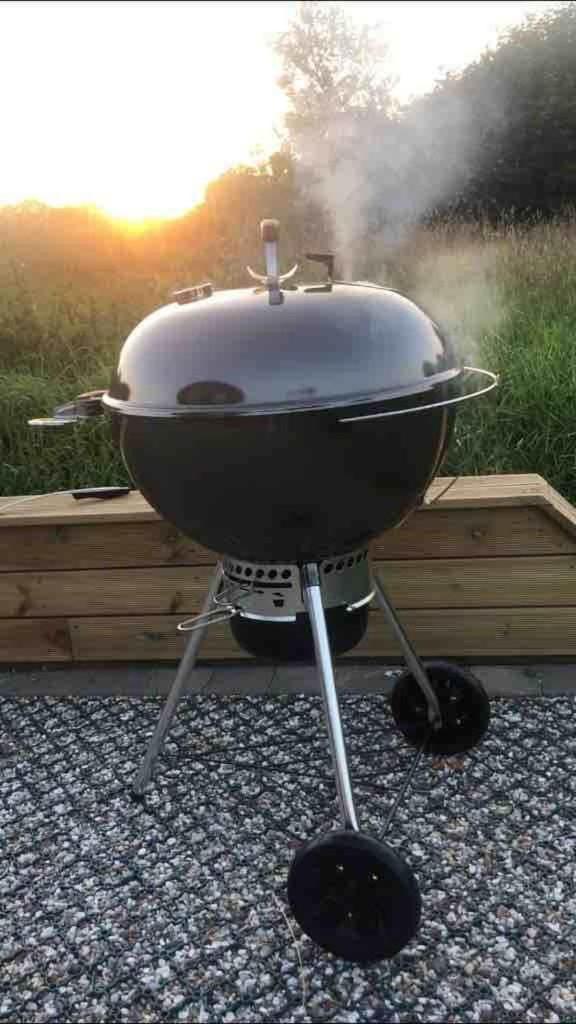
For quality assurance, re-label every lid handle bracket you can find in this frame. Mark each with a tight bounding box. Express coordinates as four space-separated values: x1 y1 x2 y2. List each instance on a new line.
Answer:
246 220 298 305
306 252 335 282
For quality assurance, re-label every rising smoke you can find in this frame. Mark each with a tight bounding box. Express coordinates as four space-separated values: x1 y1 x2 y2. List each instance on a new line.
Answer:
293 85 504 357
407 239 505 365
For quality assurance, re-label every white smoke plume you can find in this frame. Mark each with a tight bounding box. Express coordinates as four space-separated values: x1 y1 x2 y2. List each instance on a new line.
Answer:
296 89 476 275
293 87 504 355
407 239 505 364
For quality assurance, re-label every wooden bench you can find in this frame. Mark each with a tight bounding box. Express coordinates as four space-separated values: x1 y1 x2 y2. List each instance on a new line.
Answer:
0 474 575 664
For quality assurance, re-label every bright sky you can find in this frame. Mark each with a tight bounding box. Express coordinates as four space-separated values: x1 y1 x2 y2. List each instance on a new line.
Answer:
0 0 567 221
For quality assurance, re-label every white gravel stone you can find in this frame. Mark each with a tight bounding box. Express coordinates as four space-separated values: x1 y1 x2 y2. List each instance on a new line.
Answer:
0 692 575 1022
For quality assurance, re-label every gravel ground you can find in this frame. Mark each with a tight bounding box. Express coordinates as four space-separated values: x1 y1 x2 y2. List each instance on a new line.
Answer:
0 691 575 1023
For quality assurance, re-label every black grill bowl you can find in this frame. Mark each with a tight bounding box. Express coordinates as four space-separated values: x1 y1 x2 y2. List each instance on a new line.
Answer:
118 401 453 563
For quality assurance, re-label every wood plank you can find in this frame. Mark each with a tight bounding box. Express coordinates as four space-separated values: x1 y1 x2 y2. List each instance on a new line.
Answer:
424 475 576 541
373 506 576 559
422 474 548 508
355 608 576 658
0 522 217 572
542 481 576 539
376 555 576 608
0 488 156 526
0 566 211 617
67 607 576 662
0 474 564 526
0 619 72 662
0 504 574 573
1 556 574 618
69 616 249 662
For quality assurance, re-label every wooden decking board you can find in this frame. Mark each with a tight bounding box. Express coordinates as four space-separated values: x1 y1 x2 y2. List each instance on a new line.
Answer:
0 489 156 526
64 607 576 662
0 503 574 574
0 522 217 572
374 506 576 559
0 618 72 662
0 555 575 618
541 481 576 538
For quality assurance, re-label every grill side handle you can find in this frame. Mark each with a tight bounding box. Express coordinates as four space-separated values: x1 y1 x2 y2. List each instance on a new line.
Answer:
338 368 499 423
28 389 106 428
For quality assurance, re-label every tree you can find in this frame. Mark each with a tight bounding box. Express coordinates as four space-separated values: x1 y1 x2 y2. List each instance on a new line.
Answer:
159 153 307 287
275 0 396 144
430 2 576 216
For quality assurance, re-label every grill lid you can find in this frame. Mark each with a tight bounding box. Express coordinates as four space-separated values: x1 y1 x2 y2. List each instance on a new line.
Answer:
104 220 461 419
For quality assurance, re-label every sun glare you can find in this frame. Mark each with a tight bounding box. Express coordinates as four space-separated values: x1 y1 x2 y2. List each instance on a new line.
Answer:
94 188 202 225
81 163 212 223
104 213 170 235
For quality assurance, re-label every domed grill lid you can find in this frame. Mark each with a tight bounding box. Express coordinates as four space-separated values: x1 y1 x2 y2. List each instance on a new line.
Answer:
102 220 473 419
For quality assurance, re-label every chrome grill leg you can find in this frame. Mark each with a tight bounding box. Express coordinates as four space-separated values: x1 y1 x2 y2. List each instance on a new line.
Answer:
372 572 441 728
132 562 224 797
302 563 359 831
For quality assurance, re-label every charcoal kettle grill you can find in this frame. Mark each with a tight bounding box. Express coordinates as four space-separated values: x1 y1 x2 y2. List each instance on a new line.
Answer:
30 219 498 962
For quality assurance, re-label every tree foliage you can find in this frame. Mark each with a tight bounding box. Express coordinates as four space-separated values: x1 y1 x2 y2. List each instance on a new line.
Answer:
275 1 576 229
432 2 576 215
275 0 397 145
0 153 310 293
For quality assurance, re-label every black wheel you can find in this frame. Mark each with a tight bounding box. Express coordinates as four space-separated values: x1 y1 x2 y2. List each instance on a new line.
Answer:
287 830 421 962
390 660 490 755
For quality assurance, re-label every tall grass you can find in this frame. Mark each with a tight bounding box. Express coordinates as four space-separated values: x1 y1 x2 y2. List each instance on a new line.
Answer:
1 218 575 502
390 217 576 501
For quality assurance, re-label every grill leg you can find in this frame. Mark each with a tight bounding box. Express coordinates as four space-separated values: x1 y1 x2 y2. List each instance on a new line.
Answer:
302 564 359 831
372 572 441 728
132 562 224 797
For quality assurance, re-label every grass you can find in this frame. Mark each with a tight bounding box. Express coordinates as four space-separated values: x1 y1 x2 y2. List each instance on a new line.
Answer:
0 374 127 496
390 217 576 501
1 216 575 503
0 262 172 496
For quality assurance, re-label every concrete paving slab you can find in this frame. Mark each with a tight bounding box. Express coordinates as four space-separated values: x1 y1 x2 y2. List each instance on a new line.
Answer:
472 665 543 697
1 662 576 698
270 665 319 693
538 664 576 695
205 664 274 694
0 665 213 697
335 664 399 693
